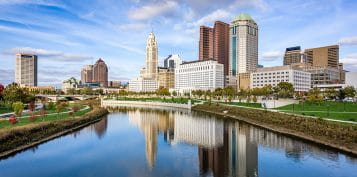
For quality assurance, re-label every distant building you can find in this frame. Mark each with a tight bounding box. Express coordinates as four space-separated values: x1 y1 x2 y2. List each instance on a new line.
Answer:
81 65 94 83
93 58 108 87
158 68 175 89
304 45 339 68
283 46 304 65
251 65 311 92
129 77 158 92
15 54 38 86
144 32 158 80
229 13 258 76
199 21 229 76
175 60 224 93
26 86 55 93
238 73 251 90
345 72 357 88
164 54 182 69
109 81 121 88
62 77 81 93
301 66 340 86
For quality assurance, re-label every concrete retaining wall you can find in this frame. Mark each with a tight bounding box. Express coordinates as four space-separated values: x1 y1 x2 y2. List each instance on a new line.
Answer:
101 100 192 110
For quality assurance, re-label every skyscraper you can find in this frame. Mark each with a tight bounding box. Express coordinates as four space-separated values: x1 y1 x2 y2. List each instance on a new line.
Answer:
283 46 304 65
93 58 108 87
199 26 214 60
15 53 38 86
199 21 229 75
145 32 158 80
81 65 93 83
164 54 182 69
304 45 339 68
229 13 258 76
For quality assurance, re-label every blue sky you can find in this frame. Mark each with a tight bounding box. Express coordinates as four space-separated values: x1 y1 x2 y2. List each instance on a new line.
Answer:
0 0 357 87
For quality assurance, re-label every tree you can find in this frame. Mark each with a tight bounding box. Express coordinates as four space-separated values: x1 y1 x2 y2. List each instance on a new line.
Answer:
71 103 80 118
3 83 34 104
274 82 294 98
324 88 337 100
307 87 323 104
0 84 4 94
338 89 346 100
12 101 24 117
252 95 257 103
344 86 356 98
47 101 55 110
172 91 177 97
223 87 235 102
55 102 65 118
67 88 76 95
81 87 93 95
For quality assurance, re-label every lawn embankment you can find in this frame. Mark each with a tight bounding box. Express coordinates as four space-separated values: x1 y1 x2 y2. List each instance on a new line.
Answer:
0 107 108 157
276 101 357 122
221 101 262 108
193 103 357 155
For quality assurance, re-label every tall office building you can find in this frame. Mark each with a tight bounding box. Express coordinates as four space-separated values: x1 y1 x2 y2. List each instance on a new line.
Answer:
81 65 93 83
15 53 38 86
199 26 214 60
283 46 304 65
229 13 258 76
304 45 339 68
145 32 158 80
93 58 108 87
164 54 182 69
199 21 229 75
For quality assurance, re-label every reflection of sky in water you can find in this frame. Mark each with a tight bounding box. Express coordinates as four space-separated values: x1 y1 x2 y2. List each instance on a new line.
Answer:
0 108 356 177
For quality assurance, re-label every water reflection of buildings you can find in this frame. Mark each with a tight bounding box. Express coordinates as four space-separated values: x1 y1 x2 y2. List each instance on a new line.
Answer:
125 107 345 176
71 115 108 139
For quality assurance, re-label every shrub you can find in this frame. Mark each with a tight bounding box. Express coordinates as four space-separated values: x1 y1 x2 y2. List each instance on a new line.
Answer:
9 115 17 125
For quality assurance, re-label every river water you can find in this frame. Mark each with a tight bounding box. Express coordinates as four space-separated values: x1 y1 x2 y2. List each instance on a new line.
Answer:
0 107 356 177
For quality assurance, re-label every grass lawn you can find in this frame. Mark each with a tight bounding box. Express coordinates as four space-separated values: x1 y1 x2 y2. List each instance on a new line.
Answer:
0 107 12 114
276 101 357 122
114 97 196 104
222 101 262 108
0 107 91 129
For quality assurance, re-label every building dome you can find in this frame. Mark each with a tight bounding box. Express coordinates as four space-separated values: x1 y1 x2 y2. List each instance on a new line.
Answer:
234 13 254 22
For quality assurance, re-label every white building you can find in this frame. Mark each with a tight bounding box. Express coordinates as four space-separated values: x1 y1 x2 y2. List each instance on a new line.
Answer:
144 32 158 80
62 77 80 93
15 53 38 86
250 66 311 92
164 54 183 69
175 60 224 93
229 13 258 76
129 77 158 92
346 72 357 88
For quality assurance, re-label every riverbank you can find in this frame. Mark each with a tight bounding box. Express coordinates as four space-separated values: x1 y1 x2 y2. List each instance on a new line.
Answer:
101 100 192 109
193 103 357 156
0 107 108 158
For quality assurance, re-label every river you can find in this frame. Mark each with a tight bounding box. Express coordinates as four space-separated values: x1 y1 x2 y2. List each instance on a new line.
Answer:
0 107 356 177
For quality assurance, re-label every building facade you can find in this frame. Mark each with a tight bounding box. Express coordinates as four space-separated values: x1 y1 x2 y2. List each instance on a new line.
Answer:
238 73 251 90
93 59 108 87
145 32 158 80
129 77 158 92
175 60 224 93
304 45 339 68
164 54 183 69
15 54 38 86
199 21 229 76
81 65 94 83
251 66 311 92
229 13 258 76
62 77 80 93
302 66 341 86
283 46 304 65
158 68 175 89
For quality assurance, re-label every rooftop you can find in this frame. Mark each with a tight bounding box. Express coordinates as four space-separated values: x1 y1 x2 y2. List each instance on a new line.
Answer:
233 13 255 22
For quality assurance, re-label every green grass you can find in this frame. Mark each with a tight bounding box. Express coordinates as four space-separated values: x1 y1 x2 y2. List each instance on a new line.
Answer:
276 101 357 122
114 97 196 104
0 107 12 114
0 107 91 129
222 101 262 108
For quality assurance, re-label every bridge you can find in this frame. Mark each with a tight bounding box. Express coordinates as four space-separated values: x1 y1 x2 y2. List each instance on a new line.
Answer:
36 95 98 101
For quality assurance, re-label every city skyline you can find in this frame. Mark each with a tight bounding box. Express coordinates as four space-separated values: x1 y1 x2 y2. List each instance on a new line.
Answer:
1 0 357 87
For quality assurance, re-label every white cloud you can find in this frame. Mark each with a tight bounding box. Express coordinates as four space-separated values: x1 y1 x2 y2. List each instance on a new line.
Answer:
341 53 357 66
338 36 357 46
229 0 268 12
0 0 65 8
128 1 178 20
5 47 93 62
118 23 147 31
193 9 230 26
262 51 283 61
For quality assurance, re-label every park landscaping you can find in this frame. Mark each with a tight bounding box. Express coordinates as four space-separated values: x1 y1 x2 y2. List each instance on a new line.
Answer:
276 101 357 122
193 103 357 155
111 96 196 104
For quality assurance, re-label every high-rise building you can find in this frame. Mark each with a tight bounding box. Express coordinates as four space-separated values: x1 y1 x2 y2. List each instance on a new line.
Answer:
15 54 38 86
199 21 229 76
164 54 182 69
93 58 108 87
145 32 158 80
283 46 304 65
229 13 258 76
199 26 214 60
304 45 339 68
81 65 93 83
